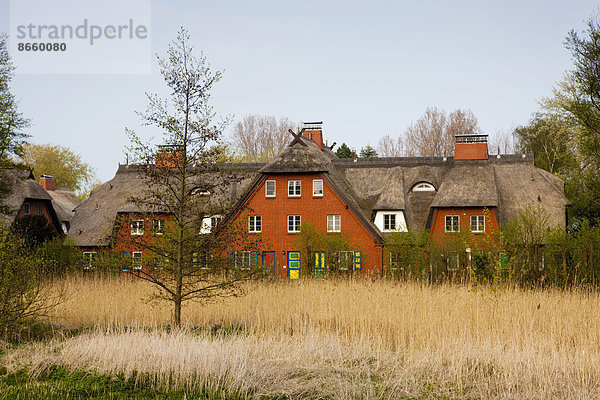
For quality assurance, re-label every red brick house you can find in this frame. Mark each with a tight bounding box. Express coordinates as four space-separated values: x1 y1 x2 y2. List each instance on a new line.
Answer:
69 122 569 278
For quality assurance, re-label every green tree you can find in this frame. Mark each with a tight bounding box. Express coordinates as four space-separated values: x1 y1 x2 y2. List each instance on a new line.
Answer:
0 33 29 166
21 143 96 196
0 33 30 215
359 145 378 158
0 230 64 341
125 28 257 327
514 113 578 177
335 142 352 158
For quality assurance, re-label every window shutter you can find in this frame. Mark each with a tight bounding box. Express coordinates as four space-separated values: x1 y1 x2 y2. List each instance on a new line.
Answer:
354 251 362 270
227 251 235 267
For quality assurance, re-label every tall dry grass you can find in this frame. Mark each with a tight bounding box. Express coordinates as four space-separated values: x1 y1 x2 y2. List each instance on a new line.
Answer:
5 276 600 398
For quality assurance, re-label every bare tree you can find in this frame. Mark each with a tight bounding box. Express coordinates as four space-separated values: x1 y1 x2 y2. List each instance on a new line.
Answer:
488 129 519 155
231 115 296 161
125 28 257 327
405 107 482 157
377 134 404 157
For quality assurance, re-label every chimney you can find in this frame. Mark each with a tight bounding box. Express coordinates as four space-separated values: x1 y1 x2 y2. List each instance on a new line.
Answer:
40 175 55 191
156 145 184 168
301 121 324 150
454 134 488 160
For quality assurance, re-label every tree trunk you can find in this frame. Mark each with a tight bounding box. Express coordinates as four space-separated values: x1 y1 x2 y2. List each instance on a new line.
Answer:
174 295 181 328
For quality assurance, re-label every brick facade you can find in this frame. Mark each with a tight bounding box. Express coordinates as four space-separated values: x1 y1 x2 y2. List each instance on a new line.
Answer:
233 173 383 277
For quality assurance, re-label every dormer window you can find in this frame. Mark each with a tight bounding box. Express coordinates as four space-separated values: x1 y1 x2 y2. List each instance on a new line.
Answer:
412 182 435 192
191 187 211 196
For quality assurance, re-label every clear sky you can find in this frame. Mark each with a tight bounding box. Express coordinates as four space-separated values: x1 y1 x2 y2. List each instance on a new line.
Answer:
1 0 599 183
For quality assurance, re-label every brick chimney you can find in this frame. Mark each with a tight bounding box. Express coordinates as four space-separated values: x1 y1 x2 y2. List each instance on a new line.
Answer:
454 134 488 160
156 145 184 168
301 121 323 150
40 175 55 191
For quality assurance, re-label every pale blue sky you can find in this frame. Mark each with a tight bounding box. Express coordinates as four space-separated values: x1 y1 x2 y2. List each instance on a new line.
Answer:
1 0 599 182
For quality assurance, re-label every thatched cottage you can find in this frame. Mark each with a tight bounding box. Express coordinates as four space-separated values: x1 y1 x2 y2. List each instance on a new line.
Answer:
69 124 568 277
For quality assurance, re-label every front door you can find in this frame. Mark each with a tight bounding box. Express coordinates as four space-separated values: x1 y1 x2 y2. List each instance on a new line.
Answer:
262 251 275 277
313 251 326 278
287 251 301 280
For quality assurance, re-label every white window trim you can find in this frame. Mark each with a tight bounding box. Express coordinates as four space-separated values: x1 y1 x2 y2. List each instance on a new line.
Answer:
265 180 276 197
131 220 144 235
288 180 301 197
153 219 164 235
445 215 460 233
132 251 142 270
327 214 341 232
248 215 262 233
470 215 485 233
83 251 97 270
412 182 436 192
288 215 301 233
313 179 323 197
383 213 397 232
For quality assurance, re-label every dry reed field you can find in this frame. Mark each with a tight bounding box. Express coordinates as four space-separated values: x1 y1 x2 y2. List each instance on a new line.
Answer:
4 277 600 399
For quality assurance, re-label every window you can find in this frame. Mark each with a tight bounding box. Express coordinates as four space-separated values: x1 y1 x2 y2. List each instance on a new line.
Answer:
328 251 362 271
191 187 211 196
389 252 402 270
445 215 459 232
412 182 436 192
265 180 276 197
288 180 301 197
327 214 341 232
383 214 396 231
24 203 30 215
37 203 42 215
131 220 144 235
249 215 262 233
132 252 142 270
227 251 259 270
470 215 485 233
288 215 301 232
211 216 222 229
313 179 323 196
153 219 165 235
82 252 97 270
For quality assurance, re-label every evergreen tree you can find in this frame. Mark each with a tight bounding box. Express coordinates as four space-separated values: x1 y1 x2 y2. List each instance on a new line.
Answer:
335 143 352 158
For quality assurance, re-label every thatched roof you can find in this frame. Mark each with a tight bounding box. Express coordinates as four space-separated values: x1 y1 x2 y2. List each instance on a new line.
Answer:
69 163 263 247
0 170 61 230
69 139 569 247
47 188 80 226
335 154 569 230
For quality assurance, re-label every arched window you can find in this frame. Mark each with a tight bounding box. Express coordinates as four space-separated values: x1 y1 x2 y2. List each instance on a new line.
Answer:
412 182 436 192
191 187 211 197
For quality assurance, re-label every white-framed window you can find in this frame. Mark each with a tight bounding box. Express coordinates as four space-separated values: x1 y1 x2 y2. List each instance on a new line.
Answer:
248 215 262 233
24 203 30 214
383 214 396 231
288 215 301 232
153 219 165 235
83 251 97 270
131 220 144 235
265 180 276 197
313 179 323 196
132 252 142 270
470 215 485 233
288 180 301 197
327 214 341 232
412 182 436 192
445 215 459 233
328 250 354 270
211 216 222 229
